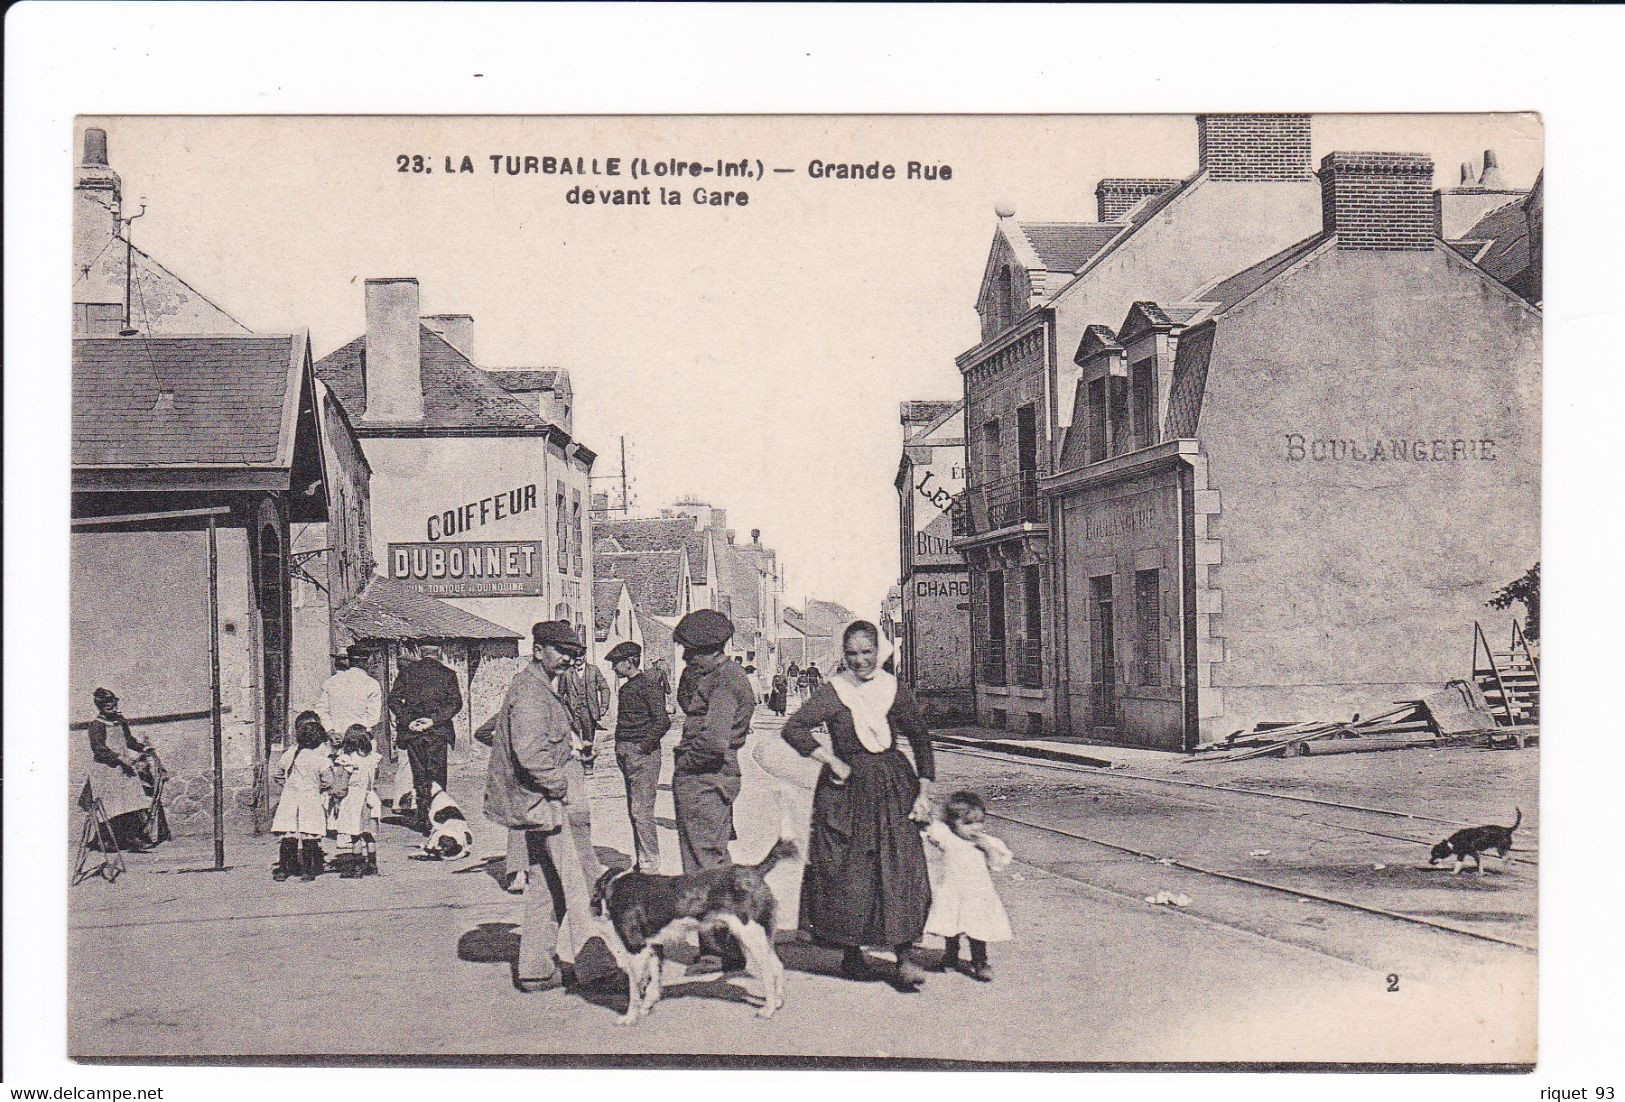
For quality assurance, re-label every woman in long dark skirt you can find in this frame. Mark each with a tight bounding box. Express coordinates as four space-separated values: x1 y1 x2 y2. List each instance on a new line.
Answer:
779 621 936 989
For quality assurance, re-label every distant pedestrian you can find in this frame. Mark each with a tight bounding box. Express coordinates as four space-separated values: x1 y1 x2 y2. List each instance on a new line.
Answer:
779 620 936 989
796 666 810 701
923 791 1012 982
649 658 673 709
387 641 462 835
768 673 788 717
606 641 670 872
786 661 801 690
560 655 610 775
272 712 335 882
806 663 823 693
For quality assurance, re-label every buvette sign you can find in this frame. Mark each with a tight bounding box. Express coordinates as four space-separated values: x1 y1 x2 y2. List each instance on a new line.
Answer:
389 540 547 597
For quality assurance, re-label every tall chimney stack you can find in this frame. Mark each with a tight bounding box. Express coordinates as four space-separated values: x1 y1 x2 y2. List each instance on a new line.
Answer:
1318 152 1435 250
75 127 122 243
1477 148 1507 189
1459 162 1476 187
1196 114 1312 181
363 278 424 422
422 313 475 362
1094 178 1182 222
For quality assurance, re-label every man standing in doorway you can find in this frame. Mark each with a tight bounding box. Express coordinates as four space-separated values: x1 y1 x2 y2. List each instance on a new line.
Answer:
317 644 381 740
387 640 462 834
671 609 756 968
484 620 597 991
606 641 669 872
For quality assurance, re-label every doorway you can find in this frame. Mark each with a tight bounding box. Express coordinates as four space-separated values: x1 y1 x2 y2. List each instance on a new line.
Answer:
1090 575 1116 734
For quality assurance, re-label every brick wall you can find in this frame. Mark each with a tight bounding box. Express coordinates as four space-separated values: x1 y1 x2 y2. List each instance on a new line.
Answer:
1196 114 1312 181
1318 152 1435 251
1095 178 1182 222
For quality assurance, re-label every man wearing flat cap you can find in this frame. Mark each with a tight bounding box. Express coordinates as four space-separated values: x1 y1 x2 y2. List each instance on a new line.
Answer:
671 610 755 872
484 621 599 990
317 644 381 743
607 641 669 872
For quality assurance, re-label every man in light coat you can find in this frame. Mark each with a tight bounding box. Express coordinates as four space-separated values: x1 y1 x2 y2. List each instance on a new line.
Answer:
317 644 381 738
484 620 597 991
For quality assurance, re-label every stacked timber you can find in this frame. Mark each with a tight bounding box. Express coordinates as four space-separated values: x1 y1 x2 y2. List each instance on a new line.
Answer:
1190 682 1518 762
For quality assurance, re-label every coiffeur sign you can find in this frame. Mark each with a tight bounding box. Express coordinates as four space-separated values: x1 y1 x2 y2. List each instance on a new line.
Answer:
390 540 546 597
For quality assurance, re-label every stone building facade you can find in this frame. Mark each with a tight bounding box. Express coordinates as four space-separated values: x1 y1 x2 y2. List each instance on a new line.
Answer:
1043 151 1541 748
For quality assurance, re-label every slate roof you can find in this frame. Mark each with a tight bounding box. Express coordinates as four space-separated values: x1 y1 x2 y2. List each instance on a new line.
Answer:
1202 233 1330 314
594 517 711 584
1454 199 1531 288
593 535 626 555
315 326 551 431
337 575 521 643
599 550 686 617
487 368 563 392
802 599 856 636
594 577 627 639
73 334 303 467
1018 222 1125 273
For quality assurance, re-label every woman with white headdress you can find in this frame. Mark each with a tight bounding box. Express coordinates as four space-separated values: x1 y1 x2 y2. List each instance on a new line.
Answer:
778 619 936 990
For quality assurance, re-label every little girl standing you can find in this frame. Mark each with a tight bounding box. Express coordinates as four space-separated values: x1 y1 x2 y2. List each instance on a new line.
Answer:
331 725 381 878
923 790 1013 981
272 712 332 882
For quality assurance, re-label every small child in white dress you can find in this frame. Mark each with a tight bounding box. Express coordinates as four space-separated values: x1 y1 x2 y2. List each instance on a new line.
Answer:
923 790 1013 981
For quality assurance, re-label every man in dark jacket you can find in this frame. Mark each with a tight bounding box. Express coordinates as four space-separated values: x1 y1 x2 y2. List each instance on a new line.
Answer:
606 641 670 872
672 610 756 970
387 640 463 834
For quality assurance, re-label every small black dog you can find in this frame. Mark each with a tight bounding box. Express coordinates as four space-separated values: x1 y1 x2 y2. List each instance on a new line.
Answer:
1430 808 1522 873
590 838 796 1023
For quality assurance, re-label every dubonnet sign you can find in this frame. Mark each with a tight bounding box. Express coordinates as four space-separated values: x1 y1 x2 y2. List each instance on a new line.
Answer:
389 540 547 597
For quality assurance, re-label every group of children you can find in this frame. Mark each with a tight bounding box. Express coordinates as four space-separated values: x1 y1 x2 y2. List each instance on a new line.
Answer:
270 710 382 882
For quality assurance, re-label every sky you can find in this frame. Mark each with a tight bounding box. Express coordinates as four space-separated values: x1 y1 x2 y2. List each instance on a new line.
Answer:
81 114 1542 614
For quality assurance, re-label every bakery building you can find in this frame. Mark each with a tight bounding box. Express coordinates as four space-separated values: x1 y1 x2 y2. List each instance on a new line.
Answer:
955 114 1325 735
1042 151 1541 749
894 400 973 721
314 279 599 681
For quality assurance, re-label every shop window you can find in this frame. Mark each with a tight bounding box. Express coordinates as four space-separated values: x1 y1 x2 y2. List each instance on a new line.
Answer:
1135 569 1162 686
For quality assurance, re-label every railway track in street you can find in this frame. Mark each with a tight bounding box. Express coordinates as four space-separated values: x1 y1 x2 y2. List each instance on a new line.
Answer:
932 740 1538 865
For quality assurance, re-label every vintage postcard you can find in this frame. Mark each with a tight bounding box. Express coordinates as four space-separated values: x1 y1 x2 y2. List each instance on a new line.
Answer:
63 112 1540 1069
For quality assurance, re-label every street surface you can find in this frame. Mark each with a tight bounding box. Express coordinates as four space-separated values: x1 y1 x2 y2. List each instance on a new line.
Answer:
69 706 1536 1065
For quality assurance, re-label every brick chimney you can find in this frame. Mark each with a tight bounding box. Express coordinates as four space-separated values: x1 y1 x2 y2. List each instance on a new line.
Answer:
422 313 474 361
1095 178 1181 222
75 128 123 273
363 278 424 422
1477 148 1507 189
1318 152 1435 250
1196 114 1313 181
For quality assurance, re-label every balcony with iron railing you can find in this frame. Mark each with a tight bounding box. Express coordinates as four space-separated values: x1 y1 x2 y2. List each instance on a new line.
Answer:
956 472 1044 539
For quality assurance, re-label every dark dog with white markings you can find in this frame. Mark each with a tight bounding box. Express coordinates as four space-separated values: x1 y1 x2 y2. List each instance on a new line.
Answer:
590 838 796 1024
1430 808 1522 873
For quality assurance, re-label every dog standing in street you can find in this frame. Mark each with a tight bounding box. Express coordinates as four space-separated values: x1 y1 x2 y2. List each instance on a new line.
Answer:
590 838 796 1024
1429 808 1522 873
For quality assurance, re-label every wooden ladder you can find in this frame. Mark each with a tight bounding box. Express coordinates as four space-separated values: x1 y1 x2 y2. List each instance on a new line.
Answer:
1473 619 1540 727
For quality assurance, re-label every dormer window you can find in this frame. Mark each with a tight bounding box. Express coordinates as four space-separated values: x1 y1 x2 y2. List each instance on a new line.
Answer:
1131 359 1156 449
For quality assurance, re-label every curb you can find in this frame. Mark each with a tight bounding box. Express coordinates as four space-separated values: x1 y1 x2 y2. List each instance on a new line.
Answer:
931 733 1115 770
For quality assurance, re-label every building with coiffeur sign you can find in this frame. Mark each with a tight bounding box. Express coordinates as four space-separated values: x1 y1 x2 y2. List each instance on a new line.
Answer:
1043 150 1540 749
314 281 598 681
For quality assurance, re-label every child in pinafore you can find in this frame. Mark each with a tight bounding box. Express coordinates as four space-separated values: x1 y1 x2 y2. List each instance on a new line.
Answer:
923 790 1013 981
330 724 382 878
272 712 334 882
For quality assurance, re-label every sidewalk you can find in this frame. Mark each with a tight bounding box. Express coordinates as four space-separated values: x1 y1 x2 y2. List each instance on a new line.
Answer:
933 724 1185 771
